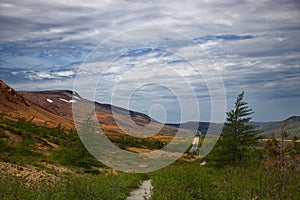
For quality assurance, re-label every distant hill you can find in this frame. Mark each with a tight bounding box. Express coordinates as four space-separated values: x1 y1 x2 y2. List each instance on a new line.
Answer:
0 80 183 138
247 121 271 129
0 80 193 174
167 117 300 139
0 80 74 129
166 121 223 135
261 116 300 138
166 121 271 135
19 90 178 137
1 79 298 139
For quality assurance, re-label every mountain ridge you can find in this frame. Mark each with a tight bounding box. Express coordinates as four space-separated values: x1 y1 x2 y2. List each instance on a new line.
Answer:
0 80 74 129
1 80 299 138
0 80 179 138
167 116 300 138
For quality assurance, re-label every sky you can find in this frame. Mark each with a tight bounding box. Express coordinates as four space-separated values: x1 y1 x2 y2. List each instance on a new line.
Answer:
0 0 300 123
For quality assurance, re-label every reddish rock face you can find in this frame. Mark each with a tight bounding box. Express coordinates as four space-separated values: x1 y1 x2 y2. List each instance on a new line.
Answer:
0 80 30 106
0 80 180 137
0 80 74 129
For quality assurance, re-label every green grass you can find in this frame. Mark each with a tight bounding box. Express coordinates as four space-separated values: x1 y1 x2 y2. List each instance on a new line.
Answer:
2 161 298 200
1 116 299 199
149 161 300 200
0 173 148 200
109 135 165 150
0 116 105 170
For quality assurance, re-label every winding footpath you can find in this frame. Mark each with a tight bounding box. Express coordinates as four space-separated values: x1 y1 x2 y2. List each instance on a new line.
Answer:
126 180 153 200
127 134 201 199
189 136 199 153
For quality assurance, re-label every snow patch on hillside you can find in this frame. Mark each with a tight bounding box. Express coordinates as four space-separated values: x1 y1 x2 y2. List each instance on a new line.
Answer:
73 96 80 99
59 98 76 103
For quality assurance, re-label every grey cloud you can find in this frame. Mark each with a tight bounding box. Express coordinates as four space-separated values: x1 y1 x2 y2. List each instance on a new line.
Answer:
1 0 300 122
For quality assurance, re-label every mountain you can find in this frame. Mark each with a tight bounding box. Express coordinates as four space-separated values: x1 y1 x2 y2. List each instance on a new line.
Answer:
166 121 223 134
247 121 271 129
0 80 74 129
167 117 300 138
0 80 194 175
3 79 298 140
0 80 180 138
261 116 300 138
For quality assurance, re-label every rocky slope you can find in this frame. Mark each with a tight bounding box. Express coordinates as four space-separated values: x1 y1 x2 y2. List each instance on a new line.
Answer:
0 80 74 129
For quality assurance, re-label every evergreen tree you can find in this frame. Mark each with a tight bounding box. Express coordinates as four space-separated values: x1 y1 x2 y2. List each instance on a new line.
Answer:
211 92 261 166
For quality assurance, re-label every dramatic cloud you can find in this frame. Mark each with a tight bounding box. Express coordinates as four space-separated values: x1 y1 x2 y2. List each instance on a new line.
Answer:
0 0 299 122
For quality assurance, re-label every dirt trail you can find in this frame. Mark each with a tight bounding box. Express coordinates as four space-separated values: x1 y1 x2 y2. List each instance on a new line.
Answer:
126 180 153 200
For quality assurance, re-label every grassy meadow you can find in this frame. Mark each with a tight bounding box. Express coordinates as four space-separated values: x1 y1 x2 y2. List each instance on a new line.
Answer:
0 115 299 199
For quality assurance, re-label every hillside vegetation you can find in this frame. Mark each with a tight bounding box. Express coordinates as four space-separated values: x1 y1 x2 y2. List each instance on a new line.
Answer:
1 104 299 199
262 116 300 138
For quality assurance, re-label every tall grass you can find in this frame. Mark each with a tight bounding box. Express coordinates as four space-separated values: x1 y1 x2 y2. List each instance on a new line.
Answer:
149 161 299 199
0 173 147 200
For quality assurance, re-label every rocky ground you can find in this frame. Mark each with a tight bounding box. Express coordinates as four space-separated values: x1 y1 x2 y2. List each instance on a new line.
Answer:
0 162 59 186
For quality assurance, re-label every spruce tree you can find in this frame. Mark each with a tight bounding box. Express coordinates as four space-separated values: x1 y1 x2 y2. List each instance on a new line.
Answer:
212 91 261 166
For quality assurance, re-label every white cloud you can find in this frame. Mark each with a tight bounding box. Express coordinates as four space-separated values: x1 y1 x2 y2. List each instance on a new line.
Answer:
54 71 75 77
26 72 55 80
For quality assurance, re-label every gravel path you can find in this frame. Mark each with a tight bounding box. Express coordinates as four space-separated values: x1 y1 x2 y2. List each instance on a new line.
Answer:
189 136 199 153
126 180 153 200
